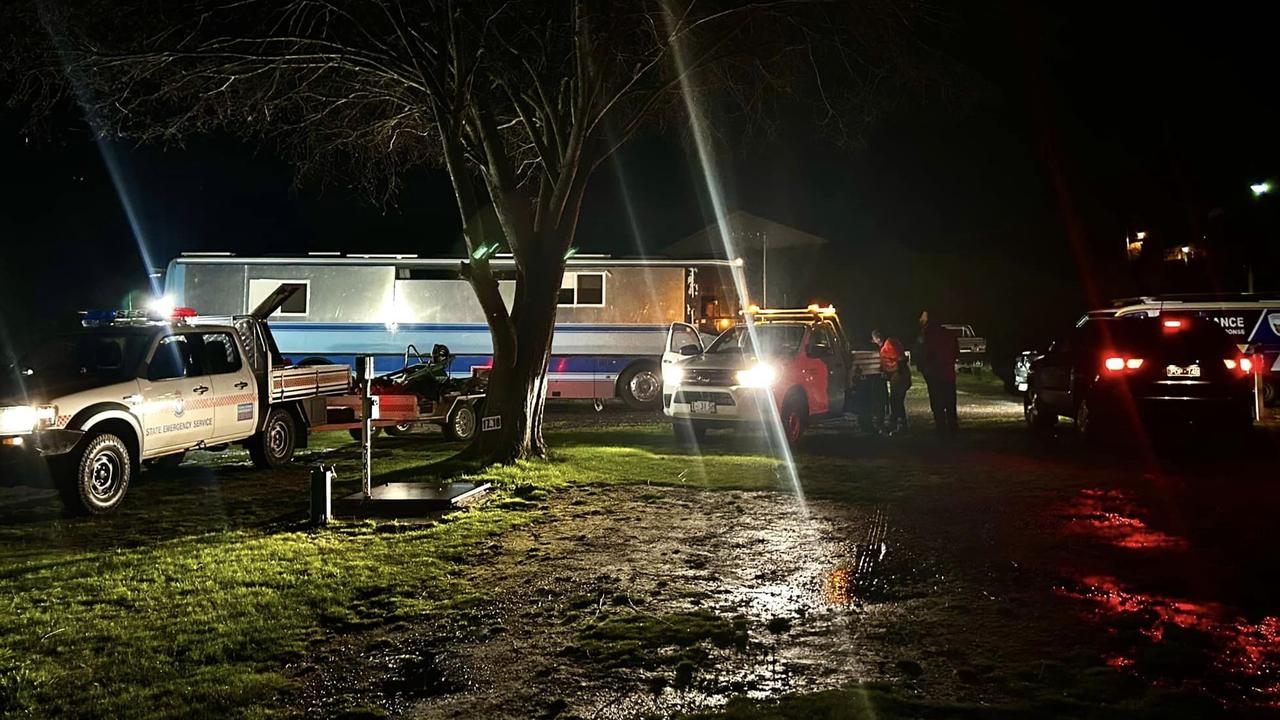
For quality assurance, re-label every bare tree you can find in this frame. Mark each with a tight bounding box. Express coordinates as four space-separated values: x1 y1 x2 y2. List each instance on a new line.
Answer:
6 0 949 463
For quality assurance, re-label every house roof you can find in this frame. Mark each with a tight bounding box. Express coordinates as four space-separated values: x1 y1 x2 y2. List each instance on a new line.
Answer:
664 211 827 258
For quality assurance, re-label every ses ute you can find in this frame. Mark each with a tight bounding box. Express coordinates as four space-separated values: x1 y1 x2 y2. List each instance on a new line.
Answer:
0 289 349 514
1024 316 1256 437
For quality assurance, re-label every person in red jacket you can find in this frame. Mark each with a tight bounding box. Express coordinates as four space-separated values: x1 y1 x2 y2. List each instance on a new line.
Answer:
917 310 959 433
872 328 911 433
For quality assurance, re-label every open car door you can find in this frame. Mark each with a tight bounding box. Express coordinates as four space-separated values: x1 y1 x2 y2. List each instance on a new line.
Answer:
663 322 703 372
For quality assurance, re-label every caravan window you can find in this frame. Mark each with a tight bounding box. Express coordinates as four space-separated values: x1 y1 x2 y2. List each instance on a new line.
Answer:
558 272 606 307
247 279 309 317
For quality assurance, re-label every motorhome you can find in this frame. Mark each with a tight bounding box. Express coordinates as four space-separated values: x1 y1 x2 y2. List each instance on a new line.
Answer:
163 254 744 409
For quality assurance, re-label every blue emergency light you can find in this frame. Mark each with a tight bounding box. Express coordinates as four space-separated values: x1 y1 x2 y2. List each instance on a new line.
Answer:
82 310 117 327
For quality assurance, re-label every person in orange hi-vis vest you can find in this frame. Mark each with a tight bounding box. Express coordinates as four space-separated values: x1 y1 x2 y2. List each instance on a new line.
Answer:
872 328 911 434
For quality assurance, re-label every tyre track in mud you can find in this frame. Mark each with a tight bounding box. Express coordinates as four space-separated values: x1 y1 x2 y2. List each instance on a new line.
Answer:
285 486 954 719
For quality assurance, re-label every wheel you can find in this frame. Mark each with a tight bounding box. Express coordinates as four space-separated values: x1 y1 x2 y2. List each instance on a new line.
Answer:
673 422 707 446
443 403 478 442
1024 391 1057 431
249 408 297 468
618 363 663 410
780 394 808 447
58 432 132 515
1075 396 1101 442
347 427 383 442
385 423 416 437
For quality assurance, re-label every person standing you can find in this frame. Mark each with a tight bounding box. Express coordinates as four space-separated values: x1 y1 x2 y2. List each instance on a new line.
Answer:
917 310 959 433
872 328 911 434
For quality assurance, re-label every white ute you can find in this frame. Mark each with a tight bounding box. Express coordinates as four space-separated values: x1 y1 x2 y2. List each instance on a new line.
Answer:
0 287 349 514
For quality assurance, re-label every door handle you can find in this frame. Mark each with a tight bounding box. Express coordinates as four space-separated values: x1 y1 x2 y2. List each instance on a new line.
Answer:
193 386 210 394
234 381 249 390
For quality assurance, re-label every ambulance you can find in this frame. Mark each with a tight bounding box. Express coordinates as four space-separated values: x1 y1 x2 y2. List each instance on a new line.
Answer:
1102 294 1280 405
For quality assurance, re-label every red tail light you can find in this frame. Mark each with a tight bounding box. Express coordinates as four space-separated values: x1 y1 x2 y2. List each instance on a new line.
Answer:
1224 357 1255 374
1104 356 1144 373
1162 319 1183 329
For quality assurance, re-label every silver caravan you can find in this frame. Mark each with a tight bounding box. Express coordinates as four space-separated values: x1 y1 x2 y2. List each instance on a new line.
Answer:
164 254 745 409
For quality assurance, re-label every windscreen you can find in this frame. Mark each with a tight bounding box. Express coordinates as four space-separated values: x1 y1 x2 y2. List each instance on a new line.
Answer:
5 331 152 389
706 325 806 356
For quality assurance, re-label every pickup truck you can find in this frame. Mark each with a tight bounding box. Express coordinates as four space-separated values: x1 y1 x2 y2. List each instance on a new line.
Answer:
661 306 881 445
941 324 988 369
0 287 349 514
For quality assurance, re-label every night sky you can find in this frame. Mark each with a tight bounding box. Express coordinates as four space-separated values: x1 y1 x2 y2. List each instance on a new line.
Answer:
2 1 1277 368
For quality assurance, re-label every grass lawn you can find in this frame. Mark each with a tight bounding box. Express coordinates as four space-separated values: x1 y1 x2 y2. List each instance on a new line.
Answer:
5 393 1259 719
0 427 788 718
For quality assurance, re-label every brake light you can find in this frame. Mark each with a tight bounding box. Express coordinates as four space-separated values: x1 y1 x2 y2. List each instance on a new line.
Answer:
1104 356 1144 373
1162 319 1183 329
1225 357 1255 374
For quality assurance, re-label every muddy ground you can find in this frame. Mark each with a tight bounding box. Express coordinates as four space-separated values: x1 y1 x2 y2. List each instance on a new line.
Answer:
286 392 1280 719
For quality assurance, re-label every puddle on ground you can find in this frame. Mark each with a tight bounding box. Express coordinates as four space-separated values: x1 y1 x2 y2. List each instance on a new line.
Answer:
1058 488 1188 551
1060 575 1280 707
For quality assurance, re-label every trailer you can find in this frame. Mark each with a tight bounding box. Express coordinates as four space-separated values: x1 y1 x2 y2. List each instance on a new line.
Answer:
163 254 744 410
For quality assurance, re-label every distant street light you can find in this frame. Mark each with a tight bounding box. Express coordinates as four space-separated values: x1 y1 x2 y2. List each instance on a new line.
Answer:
1250 181 1272 197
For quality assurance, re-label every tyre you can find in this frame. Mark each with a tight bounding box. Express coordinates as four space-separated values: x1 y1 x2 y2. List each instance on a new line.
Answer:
1075 396 1102 443
618 363 663 410
59 432 132 515
673 421 707 446
385 423 416 437
249 408 298 468
1024 391 1057 431
443 402 478 442
780 394 808 447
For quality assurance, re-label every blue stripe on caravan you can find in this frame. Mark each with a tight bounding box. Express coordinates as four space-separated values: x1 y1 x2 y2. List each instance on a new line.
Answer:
285 353 652 377
272 322 669 333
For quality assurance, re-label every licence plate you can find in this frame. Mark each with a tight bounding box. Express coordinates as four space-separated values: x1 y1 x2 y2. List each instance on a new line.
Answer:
1166 364 1201 378
691 400 718 414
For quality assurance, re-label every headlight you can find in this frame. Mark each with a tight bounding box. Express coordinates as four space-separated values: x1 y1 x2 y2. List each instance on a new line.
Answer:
2 406 37 435
662 364 685 385
735 363 778 388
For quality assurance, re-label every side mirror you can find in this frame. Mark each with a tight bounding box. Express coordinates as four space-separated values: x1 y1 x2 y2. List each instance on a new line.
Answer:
679 344 702 356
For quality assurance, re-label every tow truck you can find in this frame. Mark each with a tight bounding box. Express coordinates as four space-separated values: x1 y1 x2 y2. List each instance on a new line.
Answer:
0 286 350 514
661 305 881 445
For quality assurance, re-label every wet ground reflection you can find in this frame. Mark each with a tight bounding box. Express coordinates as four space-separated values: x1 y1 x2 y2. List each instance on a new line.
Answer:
1056 487 1280 707
1058 488 1187 551
1060 575 1280 706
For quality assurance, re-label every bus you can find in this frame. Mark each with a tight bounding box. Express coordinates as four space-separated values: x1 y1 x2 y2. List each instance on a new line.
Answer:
1103 294 1280 405
163 254 745 409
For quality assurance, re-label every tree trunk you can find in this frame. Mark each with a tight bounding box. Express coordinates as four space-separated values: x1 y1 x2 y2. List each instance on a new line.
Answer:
467 251 564 463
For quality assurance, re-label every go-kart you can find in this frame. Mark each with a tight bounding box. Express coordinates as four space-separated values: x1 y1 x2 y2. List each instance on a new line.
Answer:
350 344 486 442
